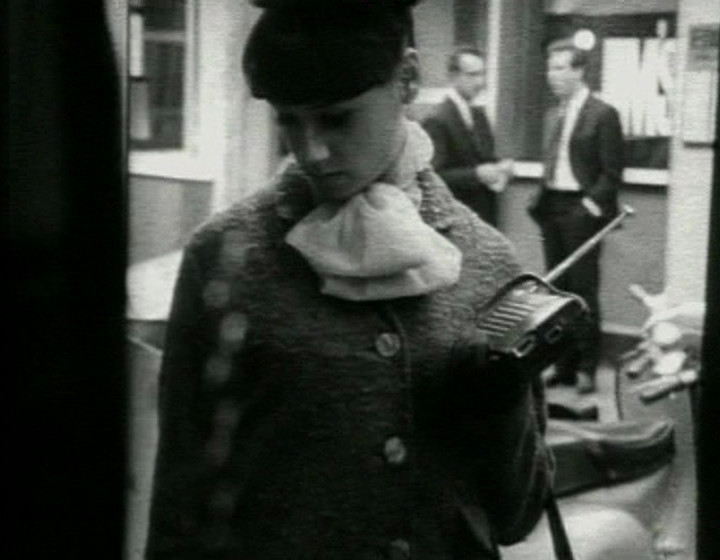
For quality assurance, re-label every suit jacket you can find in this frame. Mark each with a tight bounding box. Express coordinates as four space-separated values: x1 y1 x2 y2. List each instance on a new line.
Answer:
421 98 500 225
529 94 624 224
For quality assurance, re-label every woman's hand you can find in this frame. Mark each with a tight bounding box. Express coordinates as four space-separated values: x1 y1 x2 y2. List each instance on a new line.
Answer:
449 329 533 413
475 159 514 193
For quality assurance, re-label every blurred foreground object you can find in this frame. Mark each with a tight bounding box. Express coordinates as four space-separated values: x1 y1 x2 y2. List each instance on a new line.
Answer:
7 1 126 555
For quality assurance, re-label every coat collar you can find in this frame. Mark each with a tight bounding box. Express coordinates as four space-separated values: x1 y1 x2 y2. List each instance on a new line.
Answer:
572 91 599 134
273 162 459 233
441 98 485 158
446 89 474 129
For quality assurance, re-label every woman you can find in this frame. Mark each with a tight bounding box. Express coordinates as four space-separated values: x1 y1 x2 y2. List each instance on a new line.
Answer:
145 1 552 558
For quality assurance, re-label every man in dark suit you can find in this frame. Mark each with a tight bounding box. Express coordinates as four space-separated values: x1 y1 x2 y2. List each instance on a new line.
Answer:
529 38 625 394
421 47 513 226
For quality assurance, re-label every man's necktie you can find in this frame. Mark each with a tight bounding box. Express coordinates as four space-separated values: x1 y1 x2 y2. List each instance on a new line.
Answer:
469 108 483 153
544 105 566 185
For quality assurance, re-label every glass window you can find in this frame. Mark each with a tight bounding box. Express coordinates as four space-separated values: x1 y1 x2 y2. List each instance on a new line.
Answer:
129 0 194 151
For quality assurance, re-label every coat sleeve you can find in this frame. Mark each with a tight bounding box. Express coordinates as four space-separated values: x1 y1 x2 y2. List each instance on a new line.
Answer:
449 345 553 545
473 108 498 163
586 105 624 206
450 237 554 546
145 241 217 559
477 251 553 544
477 379 554 545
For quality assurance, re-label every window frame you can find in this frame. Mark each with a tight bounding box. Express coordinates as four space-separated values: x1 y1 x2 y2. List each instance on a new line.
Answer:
128 0 208 180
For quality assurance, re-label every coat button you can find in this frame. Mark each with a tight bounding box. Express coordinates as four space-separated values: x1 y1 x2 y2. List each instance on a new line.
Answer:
384 436 407 466
375 332 401 357
219 312 248 352
388 538 411 559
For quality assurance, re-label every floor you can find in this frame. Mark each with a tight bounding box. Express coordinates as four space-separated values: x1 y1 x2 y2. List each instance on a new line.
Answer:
543 362 621 423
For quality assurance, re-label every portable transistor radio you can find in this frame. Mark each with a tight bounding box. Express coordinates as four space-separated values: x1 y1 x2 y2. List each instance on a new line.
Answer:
476 205 635 375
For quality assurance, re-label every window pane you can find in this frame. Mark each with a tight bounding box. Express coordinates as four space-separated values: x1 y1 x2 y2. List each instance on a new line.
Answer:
129 0 188 150
145 0 185 32
142 42 184 149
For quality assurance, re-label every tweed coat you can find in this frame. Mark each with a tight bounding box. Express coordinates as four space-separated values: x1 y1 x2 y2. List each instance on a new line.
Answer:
145 165 553 560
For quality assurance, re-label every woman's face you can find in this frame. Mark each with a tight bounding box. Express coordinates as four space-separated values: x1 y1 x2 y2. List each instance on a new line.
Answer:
273 80 406 202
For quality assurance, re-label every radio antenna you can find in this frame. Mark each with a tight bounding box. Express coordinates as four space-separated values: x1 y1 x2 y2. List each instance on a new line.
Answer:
543 205 635 285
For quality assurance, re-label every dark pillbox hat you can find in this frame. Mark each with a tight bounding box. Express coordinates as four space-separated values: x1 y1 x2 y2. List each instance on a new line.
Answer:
243 0 419 105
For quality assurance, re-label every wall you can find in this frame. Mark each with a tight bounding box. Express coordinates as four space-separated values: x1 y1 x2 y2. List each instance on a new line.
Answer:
413 0 492 93
197 2 276 212
491 0 546 158
128 176 212 264
664 0 719 304
414 0 455 88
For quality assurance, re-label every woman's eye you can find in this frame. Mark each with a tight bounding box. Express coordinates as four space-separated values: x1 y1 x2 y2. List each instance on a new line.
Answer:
319 112 350 128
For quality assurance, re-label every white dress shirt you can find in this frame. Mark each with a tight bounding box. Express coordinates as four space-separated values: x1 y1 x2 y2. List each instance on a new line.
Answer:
549 86 590 191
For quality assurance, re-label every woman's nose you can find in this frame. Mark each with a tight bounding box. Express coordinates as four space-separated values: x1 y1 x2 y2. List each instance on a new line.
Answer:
298 125 330 165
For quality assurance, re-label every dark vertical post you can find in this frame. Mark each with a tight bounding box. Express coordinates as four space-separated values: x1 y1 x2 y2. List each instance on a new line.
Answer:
493 0 545 160
6 0 127 556
696 52 720 560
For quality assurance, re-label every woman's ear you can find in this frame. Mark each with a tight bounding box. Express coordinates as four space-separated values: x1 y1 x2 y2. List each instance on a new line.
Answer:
398 48 420 105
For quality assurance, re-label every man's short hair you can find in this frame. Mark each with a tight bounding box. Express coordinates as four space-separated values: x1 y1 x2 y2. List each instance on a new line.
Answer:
546 37 588 70
447 46 485 74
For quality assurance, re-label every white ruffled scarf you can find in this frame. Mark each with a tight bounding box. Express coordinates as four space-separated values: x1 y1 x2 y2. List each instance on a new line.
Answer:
286 119 462 301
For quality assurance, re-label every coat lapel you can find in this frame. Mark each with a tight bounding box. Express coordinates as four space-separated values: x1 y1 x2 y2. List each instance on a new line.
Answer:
443 99 482 160
569 94 594 145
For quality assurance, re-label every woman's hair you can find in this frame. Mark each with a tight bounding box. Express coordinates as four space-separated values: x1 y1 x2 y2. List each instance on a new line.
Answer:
243 0 420 105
